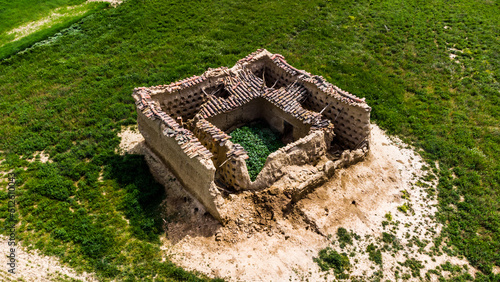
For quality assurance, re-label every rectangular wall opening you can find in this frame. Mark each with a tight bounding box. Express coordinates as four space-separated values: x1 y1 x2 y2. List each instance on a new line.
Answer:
282 120 294 144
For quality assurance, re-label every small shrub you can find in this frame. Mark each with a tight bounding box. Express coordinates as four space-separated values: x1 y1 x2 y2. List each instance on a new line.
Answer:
314 247 350 276
401 190 410 200
382 220 389 228
382 232 395 244
399 258 424 278
398 202 413 214
337 227 353 247
367 243 383 265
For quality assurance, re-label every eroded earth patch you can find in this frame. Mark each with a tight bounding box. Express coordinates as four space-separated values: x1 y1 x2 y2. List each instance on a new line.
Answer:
119 124 475 281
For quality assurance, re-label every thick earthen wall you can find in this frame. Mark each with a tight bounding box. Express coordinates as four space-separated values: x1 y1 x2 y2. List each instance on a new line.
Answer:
219 130 328 190
243 57 370 149
191 121 229 168
153 79 225 121
247 57 298 88
215 142 248 190
302 82 371 149
261 99 312 141
136 110 222 220
206 99 262 133
160 86 206 120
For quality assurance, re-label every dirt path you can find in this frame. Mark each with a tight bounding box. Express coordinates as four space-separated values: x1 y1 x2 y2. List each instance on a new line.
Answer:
4 0 122 46
87 0 123 7
117 124 475 281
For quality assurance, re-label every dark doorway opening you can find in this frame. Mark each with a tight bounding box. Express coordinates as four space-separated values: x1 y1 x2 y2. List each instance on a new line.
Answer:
282 120 294 144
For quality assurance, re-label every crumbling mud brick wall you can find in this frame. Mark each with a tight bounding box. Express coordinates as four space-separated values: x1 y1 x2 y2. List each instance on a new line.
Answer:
300 81 371 150
134 93 223 221
240 50 371 150
219 130 328 191
132 49 371 221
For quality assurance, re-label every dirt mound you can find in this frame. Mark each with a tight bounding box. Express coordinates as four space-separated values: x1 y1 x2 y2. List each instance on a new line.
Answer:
119 124 475 281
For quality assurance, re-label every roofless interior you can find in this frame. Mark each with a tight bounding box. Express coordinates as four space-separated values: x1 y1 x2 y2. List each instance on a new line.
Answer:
206 97 311 144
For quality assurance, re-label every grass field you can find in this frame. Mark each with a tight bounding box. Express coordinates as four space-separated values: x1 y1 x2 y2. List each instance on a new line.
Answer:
0 0 498 280
0 0 107 60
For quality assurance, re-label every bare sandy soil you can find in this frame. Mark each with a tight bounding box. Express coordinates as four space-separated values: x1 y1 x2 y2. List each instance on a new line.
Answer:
7 7 85 42
88 0 123 7
0 235 96 281
119 124 476 281
26 150 51 163
117 125 143 155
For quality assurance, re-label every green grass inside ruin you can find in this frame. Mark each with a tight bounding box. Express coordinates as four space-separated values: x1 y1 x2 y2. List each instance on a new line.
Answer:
229 121 285 181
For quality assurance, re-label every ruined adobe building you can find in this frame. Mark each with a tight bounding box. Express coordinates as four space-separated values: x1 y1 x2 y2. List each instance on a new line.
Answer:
132 49 371 222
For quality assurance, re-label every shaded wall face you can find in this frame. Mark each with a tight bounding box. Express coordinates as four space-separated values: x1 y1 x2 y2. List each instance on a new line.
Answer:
260 100 312 141
136 110 221 220
207 98 262 133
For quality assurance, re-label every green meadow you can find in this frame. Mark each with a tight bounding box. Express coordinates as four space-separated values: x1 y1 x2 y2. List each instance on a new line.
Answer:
0 0 498 280
0 0 106 60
